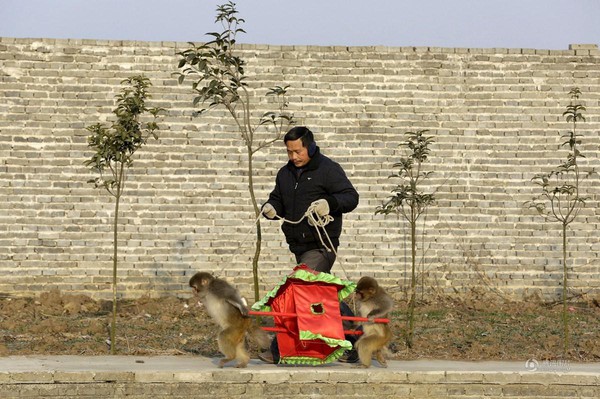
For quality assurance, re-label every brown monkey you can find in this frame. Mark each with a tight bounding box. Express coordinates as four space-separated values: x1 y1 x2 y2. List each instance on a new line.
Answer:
353 276 394 368
189 272 269 368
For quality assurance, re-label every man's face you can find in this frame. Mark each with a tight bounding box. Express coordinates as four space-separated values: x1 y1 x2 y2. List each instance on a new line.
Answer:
286 138 310 167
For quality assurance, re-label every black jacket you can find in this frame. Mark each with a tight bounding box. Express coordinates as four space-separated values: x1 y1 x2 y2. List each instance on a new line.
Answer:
265 148 359 256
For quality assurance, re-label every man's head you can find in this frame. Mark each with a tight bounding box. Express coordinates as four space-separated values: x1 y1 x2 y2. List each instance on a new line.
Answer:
284 126 316 168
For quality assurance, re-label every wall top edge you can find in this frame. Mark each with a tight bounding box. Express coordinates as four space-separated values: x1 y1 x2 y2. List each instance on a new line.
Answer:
1 36 598 56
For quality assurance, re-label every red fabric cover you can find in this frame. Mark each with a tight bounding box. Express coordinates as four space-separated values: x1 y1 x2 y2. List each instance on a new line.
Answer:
271 280 345 359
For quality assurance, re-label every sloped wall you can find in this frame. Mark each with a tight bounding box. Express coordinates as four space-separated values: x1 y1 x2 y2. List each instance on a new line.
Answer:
1 37 599 300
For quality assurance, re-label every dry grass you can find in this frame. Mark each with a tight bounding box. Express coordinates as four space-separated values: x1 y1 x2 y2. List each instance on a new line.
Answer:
1 289 599 362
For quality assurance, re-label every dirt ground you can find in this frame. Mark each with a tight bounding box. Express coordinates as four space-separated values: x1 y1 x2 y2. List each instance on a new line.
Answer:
1 289 600 362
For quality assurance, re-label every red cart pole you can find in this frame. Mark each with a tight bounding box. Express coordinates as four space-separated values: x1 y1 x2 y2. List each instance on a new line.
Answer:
249 310 389 324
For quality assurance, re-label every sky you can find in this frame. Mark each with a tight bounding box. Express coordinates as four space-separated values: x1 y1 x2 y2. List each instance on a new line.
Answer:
1 0 599 50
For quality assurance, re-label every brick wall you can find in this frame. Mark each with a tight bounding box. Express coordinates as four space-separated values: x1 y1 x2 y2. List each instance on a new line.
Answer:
1 37 599 300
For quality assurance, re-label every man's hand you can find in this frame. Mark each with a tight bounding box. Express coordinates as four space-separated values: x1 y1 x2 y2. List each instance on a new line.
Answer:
311 199 330 217
262 203 277 219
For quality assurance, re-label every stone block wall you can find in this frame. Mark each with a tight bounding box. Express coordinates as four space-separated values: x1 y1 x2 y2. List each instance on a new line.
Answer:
1 37 599 300
1 357 599 399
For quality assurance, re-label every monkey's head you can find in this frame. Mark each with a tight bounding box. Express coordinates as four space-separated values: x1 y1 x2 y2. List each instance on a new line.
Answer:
355 276 379 301
189 272 214 296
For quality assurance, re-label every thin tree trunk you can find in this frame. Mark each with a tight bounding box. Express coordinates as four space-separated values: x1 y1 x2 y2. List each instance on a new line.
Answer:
562 222 569 356
111 163 125 355
247 147 261 303
407 207 417 348
111 196 119 355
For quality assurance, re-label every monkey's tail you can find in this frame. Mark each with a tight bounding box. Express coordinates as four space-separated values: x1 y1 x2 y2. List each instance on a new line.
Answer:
247 321 271 349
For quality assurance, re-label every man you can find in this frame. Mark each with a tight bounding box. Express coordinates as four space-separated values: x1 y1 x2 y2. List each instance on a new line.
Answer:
261 126 359 272
259 126 360 363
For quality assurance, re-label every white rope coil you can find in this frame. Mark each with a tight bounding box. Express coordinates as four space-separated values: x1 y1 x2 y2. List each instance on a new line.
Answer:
213 204 345 279
273 202 336 255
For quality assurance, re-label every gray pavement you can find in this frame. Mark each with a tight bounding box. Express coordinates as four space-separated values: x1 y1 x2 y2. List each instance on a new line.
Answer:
0 355 598 374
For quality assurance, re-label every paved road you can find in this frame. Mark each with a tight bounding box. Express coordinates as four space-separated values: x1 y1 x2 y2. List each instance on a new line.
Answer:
0 355 596 374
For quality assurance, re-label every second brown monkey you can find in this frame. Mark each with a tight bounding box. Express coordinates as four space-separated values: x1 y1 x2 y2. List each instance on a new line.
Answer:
353 276 394 368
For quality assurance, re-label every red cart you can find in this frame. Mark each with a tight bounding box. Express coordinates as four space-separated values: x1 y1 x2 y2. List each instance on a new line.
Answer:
250 264 389 365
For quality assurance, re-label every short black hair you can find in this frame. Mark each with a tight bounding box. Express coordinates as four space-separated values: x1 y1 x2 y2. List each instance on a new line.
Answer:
284 126 314 148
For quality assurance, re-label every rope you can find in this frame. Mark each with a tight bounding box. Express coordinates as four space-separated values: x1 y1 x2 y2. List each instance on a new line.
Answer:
273 204 351 282
211 204 355 315
213 204 349 281
274 202 336 255
213 212 262 278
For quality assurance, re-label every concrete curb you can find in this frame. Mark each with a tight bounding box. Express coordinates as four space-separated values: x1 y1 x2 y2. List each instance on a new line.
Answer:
1 356 599 398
